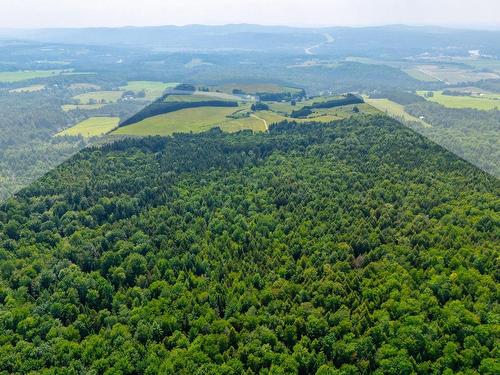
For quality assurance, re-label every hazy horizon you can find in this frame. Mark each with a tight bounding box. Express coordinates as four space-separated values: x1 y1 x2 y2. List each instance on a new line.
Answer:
2 23 500 32
1 0 499 30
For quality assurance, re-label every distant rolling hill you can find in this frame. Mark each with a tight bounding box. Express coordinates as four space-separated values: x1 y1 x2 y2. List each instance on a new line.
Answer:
2 24 500 56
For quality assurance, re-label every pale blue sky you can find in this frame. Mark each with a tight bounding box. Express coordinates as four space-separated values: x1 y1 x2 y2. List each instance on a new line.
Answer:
2 0 499 29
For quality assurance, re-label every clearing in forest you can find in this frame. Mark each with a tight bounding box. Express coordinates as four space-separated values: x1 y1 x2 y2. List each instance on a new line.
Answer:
56 117 120 138
365 98 431 127
417 90 500 110
112 106 267 136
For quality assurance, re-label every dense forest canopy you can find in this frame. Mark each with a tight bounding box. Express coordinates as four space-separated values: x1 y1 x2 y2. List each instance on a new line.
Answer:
0 115 498 374
404 102 500 178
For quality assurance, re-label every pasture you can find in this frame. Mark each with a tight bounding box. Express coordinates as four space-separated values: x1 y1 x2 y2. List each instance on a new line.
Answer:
313 103 379 119
0 70 62 82
268 95 354 115
218 115 267 133
73 90 124 104
56 117 120 137
417 90 500 110
113 92 378 138
112 106 267 136
365 98 431 127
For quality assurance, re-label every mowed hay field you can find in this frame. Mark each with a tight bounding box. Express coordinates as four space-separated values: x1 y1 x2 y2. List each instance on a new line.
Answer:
112 106 267 136
365 98 431 127
57 117 120 137
0 70 62 82
73 90 124 104
120 81 178 100
417 91 500 110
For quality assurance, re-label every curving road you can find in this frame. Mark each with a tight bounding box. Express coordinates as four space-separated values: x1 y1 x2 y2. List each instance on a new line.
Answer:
304 33 334 55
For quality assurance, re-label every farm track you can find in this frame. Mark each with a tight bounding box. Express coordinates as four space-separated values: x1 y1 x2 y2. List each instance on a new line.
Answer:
250 114 269 131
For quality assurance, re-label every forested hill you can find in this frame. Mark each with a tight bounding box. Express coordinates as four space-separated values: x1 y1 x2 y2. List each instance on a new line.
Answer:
0 115 498 374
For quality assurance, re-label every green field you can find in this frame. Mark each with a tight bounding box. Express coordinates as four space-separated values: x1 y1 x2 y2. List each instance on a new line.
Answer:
365 98 431 127
0 70 62 83
164 94 224 103
417 90 500 110
73 90 124 104
255 111 288 124
268 97 330 114
112 106 268 136
268 96 362 115
267 101 298 114
9 84 46 93
120 81 178 100
214 83 302 94
192 91 242 101
219 115 267 132
164 92 239 103
57 117 120 137
61 104 106 112
312 103 379 120
113 92 377 137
